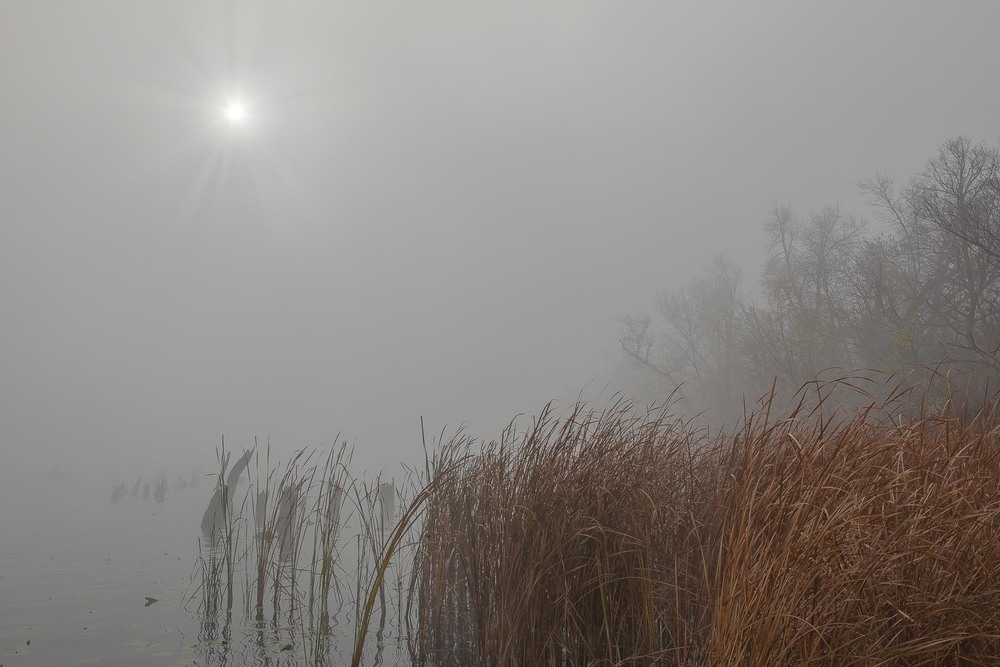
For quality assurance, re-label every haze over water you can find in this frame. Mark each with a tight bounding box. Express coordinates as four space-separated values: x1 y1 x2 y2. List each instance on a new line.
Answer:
3 2 1000 664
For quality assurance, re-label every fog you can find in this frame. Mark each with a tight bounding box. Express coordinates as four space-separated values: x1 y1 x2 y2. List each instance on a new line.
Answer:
3 1 1000 481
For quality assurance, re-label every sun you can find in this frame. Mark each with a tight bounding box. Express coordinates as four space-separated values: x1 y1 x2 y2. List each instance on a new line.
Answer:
225 100 247 124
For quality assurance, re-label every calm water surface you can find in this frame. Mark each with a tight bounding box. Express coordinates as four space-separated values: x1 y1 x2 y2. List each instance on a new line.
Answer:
0 470 411 666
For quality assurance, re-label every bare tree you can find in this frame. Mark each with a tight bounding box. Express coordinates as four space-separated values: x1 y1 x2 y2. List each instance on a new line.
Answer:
617 256 744 420
863 138 1000 372
758 203 864 379
618 138 1000 419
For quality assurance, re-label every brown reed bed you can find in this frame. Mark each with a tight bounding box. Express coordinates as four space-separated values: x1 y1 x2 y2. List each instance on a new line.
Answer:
412 382 1000 666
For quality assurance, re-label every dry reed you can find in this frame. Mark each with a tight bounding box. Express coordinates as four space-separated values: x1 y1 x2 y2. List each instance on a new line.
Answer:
412 381 1000 666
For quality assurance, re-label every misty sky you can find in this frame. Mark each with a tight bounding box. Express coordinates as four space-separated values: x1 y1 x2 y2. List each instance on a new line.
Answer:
3 1 999 477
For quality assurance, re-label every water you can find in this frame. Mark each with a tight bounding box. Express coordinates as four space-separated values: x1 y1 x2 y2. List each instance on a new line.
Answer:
0 470 413 666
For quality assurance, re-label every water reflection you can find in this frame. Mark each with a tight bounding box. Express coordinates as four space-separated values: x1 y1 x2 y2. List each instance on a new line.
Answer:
185 444 416 665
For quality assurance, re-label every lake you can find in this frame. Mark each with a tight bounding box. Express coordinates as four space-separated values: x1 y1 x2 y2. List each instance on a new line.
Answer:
0 468 413 666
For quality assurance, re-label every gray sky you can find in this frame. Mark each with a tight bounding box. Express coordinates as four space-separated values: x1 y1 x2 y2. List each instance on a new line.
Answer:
3 1 999 476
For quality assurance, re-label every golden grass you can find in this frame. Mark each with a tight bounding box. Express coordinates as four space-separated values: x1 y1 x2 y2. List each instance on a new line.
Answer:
412 383 1000 666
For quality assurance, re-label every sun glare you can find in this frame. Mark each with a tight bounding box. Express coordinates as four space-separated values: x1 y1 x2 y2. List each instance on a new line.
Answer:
225 100 247 124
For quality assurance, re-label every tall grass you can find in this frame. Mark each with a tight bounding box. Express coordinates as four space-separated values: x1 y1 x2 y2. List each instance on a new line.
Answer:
413 400 720 665
412 380 1000 666
188 436 429 665
308 445 350 635
185 376 1000 665
193 441 254 619
709 387 1000 665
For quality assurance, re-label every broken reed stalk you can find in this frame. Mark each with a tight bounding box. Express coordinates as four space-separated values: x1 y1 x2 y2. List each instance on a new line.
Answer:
200 439 254 614
259 449 317 621
190 436 427 664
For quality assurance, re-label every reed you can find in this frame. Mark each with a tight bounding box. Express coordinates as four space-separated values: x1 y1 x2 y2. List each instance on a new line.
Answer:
412 380 1000 666
192 440 254 616
412 400 719 665
352 472 453 667
708 386 1000 665
184 375 1000 665
308 443 351 634
188 437 431 664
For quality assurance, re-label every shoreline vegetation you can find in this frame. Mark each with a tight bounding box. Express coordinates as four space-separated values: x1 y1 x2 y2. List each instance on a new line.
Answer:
192 374 1000 666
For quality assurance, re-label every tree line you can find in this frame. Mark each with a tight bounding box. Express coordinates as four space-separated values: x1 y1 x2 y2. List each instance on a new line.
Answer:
618 137 1000 421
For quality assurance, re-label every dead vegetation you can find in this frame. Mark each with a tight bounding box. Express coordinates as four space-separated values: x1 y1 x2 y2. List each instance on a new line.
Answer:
413 379 1000 666
185 376 1000 665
